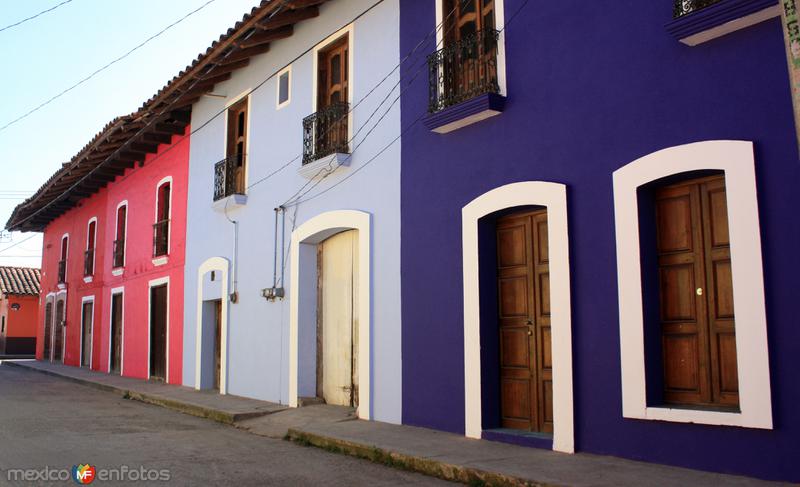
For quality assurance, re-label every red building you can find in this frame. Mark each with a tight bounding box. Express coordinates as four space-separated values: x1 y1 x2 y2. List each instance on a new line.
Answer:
0 266 40 355
6 112 190 384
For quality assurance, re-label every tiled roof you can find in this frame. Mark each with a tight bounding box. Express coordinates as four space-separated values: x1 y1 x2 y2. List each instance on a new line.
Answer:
0 267 41 296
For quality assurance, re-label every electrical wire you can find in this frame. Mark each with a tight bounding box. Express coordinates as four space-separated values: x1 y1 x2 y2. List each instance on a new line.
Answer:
0 0 218 133
0 234 39 255
0 0 74 33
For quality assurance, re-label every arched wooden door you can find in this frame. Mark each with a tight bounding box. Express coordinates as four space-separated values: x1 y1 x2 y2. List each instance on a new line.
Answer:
53 299 65 362
43 301 53 361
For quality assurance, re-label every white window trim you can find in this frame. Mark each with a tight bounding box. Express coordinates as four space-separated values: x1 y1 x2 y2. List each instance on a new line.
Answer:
311 24 354 143
154 176 173 259
435 0 507 97
613 140 772 429
59 233 69 286
108 287 125 375
276 65 292 110
195 257 230 394
462 182 575 454
85 217 97 278
147 276 171 383
289 210 371 420
223 91 252 192
114 200 128 269
79 295 95 369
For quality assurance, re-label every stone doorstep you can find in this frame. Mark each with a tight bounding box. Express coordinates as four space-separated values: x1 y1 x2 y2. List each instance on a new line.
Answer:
2 360 284 425
286 429 552 487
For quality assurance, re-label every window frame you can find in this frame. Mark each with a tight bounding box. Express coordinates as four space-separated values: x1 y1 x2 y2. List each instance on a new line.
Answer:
311 24 354 140
224 92 251 195
276 65 292 110
113 201 128 272
613 140 772 429
153 177 173 261
85 217 98 279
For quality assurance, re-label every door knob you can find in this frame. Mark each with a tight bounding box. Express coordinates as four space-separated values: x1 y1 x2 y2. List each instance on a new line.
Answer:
527 330 533 336
696 288 703 296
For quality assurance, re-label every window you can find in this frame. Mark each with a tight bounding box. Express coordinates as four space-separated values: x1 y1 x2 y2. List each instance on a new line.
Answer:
226 98 248 195
643 172 737 409
154 181 171 257
58 235 68 284
114 204 127 269
277 66 291 109
85 219 97 277
613 140 772 429
2 316 5 334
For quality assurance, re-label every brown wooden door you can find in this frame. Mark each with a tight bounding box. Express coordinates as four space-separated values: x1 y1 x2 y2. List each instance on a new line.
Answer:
318 36 349 108
497 209 552 433
226 99 247 194
655 174 737 408
43 301 53 361
53 299 65 362
213 300 222 391
110 293 123 374
149 284 168 380
81 302 93 367
444 0 495 43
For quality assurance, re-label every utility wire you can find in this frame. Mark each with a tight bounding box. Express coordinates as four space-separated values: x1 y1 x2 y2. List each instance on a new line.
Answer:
0 234 39 255
0 0 74 33
0 0 218 133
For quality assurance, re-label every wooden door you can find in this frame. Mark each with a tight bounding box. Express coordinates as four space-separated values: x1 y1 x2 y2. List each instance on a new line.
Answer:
444 0 495 43
213 300 222 391
81 301 93 367
226 99 247 194
655 174 737 408
110 293 123 374
149 284 168 381
53 299 65 362
318 36 349 108
497 210 552 433
318 230 358 407
43 301 53 361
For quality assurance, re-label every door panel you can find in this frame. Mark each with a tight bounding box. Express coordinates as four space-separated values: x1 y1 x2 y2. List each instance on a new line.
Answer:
110 294 123 374
497 210 552 433
53 299 64 362
214 300 222 391
81 302 93 367
43 302 53 361
319 230 358 407
149 285 168 380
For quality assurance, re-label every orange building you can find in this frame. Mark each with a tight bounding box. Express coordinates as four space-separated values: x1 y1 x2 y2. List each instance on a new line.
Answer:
0 267 40 356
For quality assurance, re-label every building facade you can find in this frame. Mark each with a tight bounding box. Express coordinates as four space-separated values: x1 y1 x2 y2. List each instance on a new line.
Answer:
0 267 40 355
7 118 190 384
399 0 798 482
181 0 403 424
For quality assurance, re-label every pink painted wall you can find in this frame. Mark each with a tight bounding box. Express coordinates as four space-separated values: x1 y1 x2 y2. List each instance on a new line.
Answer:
37 129 188 384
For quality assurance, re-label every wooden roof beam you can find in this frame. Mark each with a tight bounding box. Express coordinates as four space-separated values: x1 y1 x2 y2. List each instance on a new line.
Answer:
219 44 271 65
237 25 293 49
143 132 173 145
153 123 185 136
257 6 319 30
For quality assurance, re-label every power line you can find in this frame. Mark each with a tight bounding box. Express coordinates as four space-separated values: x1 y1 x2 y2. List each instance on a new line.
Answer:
0 0 74 33
0 0 218 133
0 234 39 255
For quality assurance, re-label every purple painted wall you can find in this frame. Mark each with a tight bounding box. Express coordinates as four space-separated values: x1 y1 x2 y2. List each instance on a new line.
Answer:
400 1 800 482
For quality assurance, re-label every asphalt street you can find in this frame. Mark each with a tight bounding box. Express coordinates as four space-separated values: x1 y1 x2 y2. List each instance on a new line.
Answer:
0 364 450 486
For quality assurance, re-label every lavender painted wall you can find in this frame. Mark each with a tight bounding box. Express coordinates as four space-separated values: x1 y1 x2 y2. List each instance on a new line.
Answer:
400 1 799 482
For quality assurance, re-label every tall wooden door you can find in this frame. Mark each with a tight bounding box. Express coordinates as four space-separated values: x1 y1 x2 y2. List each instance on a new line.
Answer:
318 230 359 407
53 299 65 362
213 300 222 391
81 302 93 368
496 210 552 433
318 36 349 108
110 293 123 374
43 301 53 361
655 174 738 408
149 285 168 381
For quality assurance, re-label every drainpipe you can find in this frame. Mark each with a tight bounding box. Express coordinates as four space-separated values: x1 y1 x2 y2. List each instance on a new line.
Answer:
224 200 239 304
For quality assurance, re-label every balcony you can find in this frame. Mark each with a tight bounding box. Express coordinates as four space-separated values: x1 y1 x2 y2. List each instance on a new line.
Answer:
302 102 350 166
57 260 66 284
83 249 94 277
424 29 505 133
112 239 125 269
673 0 722 17
153 219 170 258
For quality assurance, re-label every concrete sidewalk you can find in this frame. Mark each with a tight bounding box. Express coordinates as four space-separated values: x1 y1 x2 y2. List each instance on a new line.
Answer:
285 419 786 487
3 359 286 423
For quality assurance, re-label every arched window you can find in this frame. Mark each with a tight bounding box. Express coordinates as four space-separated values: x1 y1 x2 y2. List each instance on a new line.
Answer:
85 218 97 277
154 179 171 258
113 203 127 269
58 234 68 284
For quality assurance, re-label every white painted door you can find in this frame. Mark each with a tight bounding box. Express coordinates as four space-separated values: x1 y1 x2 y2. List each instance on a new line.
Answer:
320 230 359 407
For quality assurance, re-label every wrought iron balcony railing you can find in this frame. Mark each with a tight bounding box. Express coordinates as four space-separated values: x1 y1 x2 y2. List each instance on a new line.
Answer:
112 239 125 268
84 249 94 277
428 29 500 113
302 102 350 165
673 0 723 18
57 260 66 284
214 155 246 201
153 219 170 257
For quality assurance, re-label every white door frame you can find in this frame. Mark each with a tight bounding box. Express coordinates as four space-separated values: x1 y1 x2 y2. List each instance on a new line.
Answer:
55 290 67 363
44 293 55 361
108 287 125 375
147 277 170 382
194 257 230 394
462 181 575 453
79 295 95 368
289 210 371 419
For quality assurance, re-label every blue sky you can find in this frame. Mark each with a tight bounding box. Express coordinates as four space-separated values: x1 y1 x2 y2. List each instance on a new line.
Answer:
0 0 260 267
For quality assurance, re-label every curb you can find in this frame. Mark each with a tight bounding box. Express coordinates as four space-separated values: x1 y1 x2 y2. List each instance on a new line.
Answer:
3 361 251 424
286 428 557 487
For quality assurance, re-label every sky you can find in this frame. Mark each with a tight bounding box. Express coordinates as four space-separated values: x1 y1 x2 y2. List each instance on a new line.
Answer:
0 0 260 268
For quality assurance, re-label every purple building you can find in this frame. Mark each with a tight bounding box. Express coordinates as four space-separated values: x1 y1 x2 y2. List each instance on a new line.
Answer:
400 0 799 481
